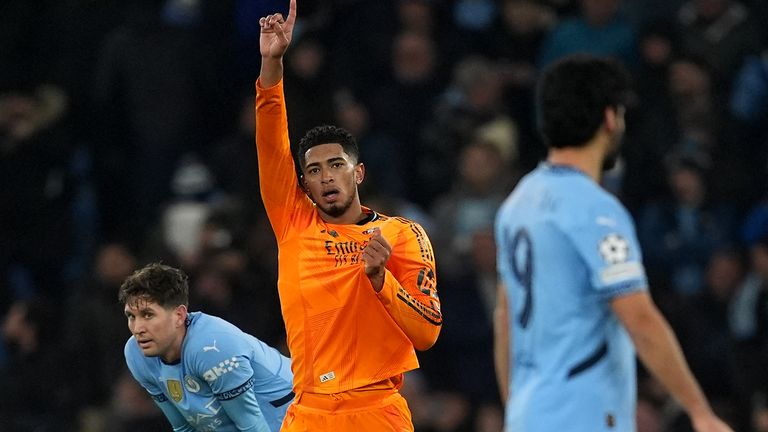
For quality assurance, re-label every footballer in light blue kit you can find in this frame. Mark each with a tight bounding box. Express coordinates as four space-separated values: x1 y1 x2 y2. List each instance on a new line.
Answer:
121 263 294 432
494 56 732 432
496 162 646 431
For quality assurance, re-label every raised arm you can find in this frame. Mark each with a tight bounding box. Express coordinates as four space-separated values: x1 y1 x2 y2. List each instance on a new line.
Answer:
259 0 296 87
256 0 310 239
611 292 733 432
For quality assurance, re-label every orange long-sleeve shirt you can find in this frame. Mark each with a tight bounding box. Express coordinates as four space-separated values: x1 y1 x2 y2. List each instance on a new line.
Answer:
255 79 442 395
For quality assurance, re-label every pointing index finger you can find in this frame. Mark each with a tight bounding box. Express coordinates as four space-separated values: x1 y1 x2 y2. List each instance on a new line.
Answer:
286 0 297 27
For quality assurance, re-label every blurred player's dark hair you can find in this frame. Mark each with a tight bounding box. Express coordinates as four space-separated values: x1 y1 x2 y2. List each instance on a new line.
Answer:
537 55 632 149
119 263 189 308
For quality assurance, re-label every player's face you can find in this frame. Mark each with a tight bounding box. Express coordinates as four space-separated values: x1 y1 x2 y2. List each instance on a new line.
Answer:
124 299 186 362
602 105 626 171
302 143 363 219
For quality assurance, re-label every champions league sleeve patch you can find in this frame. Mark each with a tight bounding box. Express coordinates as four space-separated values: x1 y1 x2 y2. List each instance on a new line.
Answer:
598 233 645 286
598 233 630 265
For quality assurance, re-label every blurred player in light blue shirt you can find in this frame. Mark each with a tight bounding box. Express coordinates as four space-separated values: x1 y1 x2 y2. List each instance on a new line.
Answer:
121 263 293 432
493 56 732 432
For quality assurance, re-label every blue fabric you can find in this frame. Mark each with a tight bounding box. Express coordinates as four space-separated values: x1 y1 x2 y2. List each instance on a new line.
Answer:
496 163 647 432
125 312 293 431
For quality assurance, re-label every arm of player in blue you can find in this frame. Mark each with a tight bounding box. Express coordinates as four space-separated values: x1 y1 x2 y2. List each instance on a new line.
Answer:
569 201 648 298
151 394 197 432
218 381 270 432
194 334 272 432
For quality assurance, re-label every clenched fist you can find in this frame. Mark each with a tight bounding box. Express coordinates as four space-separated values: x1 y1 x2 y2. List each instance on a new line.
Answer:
363 229 391 292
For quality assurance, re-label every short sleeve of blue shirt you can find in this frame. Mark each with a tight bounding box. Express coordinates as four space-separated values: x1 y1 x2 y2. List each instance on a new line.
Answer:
566 196 648 300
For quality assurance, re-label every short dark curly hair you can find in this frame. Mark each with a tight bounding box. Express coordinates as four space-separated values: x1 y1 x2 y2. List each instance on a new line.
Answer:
537 55 632 149
297 125 359 169
118 263 189 309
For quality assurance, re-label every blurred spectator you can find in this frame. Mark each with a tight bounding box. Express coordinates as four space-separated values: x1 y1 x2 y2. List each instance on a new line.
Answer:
668 56 718 154
727 49 768 196
538 0 639 68
284 34 336 143
493 0 556 170
397 0 439 37
676 0 764 100
0 84 76 298
622 21 680 209
0 298 75 431
333 90 408 198
638 155 736 296
729 49 768 125
494 0 556 67
92 0 230 245
368 30 444 204
622 0 685 29
103 370 167 432
754 395 768 432
400 370 474 432
326 0 396 96
431 139 516 275
422 56 509 206
207 94 265 215
667 248 745 405
421 229 498 409
729 237 768 407
742 192 768 248
446 0 498 60
64 243 137 427
189 251 284 348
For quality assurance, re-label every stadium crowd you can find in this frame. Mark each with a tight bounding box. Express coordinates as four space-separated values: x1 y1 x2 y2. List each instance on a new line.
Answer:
1 0 768 430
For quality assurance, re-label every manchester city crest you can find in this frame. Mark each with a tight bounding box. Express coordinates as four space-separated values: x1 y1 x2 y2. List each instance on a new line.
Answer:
185 375 201 393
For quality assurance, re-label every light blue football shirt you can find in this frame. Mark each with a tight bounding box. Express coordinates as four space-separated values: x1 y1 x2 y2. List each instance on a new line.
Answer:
125 312 293 432
495 163 648 432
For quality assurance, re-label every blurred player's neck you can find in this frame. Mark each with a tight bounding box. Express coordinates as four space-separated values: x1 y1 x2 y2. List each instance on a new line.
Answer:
547 137 606 183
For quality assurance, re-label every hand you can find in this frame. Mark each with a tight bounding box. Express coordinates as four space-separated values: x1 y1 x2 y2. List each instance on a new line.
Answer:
362 229 391 292
691 412 734 432
259 0 297 59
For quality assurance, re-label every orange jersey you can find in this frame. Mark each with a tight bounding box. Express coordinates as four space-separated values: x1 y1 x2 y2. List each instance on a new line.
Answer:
255 79 442 395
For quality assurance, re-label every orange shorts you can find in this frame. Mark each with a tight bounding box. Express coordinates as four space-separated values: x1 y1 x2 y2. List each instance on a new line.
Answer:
280 389 414 432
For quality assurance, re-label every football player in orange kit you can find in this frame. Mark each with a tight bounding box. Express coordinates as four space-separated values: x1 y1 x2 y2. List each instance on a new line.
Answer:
255 1 442 431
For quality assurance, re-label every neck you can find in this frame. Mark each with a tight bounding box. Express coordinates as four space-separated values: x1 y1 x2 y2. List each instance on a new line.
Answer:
161 324 187 364
318 198 365 225
547 138 606 183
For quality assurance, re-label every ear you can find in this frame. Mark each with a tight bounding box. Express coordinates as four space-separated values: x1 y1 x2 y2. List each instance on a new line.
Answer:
175 305 188 327
355 163 365 185
604 106 618 133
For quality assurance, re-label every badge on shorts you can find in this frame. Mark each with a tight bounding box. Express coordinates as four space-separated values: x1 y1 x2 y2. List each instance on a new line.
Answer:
167 379 184 402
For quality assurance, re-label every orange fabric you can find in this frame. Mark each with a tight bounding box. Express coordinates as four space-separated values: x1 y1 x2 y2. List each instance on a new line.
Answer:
255 79 442 396
281 390 414 431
